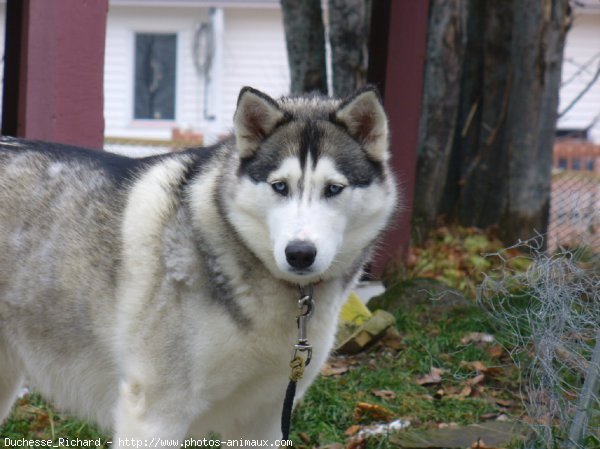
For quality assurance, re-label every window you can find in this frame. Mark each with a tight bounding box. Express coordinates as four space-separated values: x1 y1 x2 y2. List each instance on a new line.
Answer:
558 158 568 170
585 158 595 172
134 33 176 120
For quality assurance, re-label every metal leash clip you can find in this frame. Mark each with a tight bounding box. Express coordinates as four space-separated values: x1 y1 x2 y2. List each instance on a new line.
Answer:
293 284 314 366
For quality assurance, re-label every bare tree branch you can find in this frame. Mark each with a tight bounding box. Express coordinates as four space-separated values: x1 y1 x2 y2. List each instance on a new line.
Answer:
561 52 600 87
559 61 600 118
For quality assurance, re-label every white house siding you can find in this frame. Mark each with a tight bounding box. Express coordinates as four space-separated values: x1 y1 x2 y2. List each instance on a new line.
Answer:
104 5 210 141
558 10 600 143
220 7 290 133
104 2 290 144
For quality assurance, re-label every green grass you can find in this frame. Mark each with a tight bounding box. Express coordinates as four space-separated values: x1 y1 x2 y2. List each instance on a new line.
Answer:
1 393 109 447
291 302 522 448
0 289 524 448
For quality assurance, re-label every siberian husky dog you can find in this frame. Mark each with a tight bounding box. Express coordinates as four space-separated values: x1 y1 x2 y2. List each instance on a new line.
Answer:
0 86 397 445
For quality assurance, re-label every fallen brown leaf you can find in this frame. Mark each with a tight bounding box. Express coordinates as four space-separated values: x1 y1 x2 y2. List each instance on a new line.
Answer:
380 327 404 351
30 410 51 432
468 373 486 386
445 384 475 400
415 367 444 385
439 353 453 362
371 389 396 400
344 424 362 436
297 432 310 444
494 398 516 408
353 401 395 423
470 360 488 372
320 359 350 377
346 356 363 366
458 385 473 398
487 344 504 359
481 412 499 420
461 360 503 377
345 437 367 449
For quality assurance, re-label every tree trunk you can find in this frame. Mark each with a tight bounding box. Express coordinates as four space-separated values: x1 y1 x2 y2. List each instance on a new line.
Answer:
498 0 570 242
328 0 371 97
454 0 515 229
413 0 466 239
414 0 571 245
280 0 328 95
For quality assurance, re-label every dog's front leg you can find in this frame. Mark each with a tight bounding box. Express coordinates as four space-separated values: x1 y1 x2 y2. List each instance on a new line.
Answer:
113 378 197 448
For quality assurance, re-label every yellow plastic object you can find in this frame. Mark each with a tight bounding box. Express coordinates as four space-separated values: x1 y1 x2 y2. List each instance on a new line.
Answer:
339 291 373 325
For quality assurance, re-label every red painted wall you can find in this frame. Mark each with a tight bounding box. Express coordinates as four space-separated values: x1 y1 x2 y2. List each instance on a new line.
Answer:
15 0 108 149
371 1 430 276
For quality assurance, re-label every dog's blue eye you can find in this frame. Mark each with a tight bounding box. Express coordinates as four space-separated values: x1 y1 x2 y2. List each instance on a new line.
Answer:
325 184 344 198
271 181 289 196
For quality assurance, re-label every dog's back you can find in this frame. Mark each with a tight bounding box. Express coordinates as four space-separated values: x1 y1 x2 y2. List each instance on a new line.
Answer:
0 139 134 427
0 137 226 430
0 139 135 316
0 139 127 281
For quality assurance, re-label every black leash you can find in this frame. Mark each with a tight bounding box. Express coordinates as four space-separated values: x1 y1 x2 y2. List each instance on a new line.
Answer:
281 284 314 440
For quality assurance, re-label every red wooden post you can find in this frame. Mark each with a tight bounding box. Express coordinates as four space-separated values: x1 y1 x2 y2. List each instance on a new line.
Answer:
369 0 430 276
2 0 108 150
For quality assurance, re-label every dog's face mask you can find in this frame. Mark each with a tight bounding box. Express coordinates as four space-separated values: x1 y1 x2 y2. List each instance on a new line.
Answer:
227 87 397 284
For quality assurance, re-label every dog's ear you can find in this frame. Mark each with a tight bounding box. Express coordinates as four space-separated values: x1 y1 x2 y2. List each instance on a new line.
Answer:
234 87 285 158
334 86 389 162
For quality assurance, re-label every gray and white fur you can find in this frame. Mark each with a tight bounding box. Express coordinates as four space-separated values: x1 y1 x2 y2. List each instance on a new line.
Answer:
0 86 398 445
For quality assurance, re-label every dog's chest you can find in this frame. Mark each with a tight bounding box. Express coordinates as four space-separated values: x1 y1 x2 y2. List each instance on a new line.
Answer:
189 285 341 400
186 289 341 437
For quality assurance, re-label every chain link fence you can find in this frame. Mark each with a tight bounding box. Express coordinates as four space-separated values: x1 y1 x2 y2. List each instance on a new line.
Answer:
549 140 600 252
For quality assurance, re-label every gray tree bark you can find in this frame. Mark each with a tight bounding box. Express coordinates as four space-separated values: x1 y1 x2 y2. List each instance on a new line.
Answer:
280 0 328 95
414 0 571 245
328 0 371 97
413 0 466 238
499 0 571 242
454 0 515 230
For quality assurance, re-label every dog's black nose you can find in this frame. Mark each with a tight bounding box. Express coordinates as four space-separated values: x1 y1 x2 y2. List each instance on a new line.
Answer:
285 240 317 270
